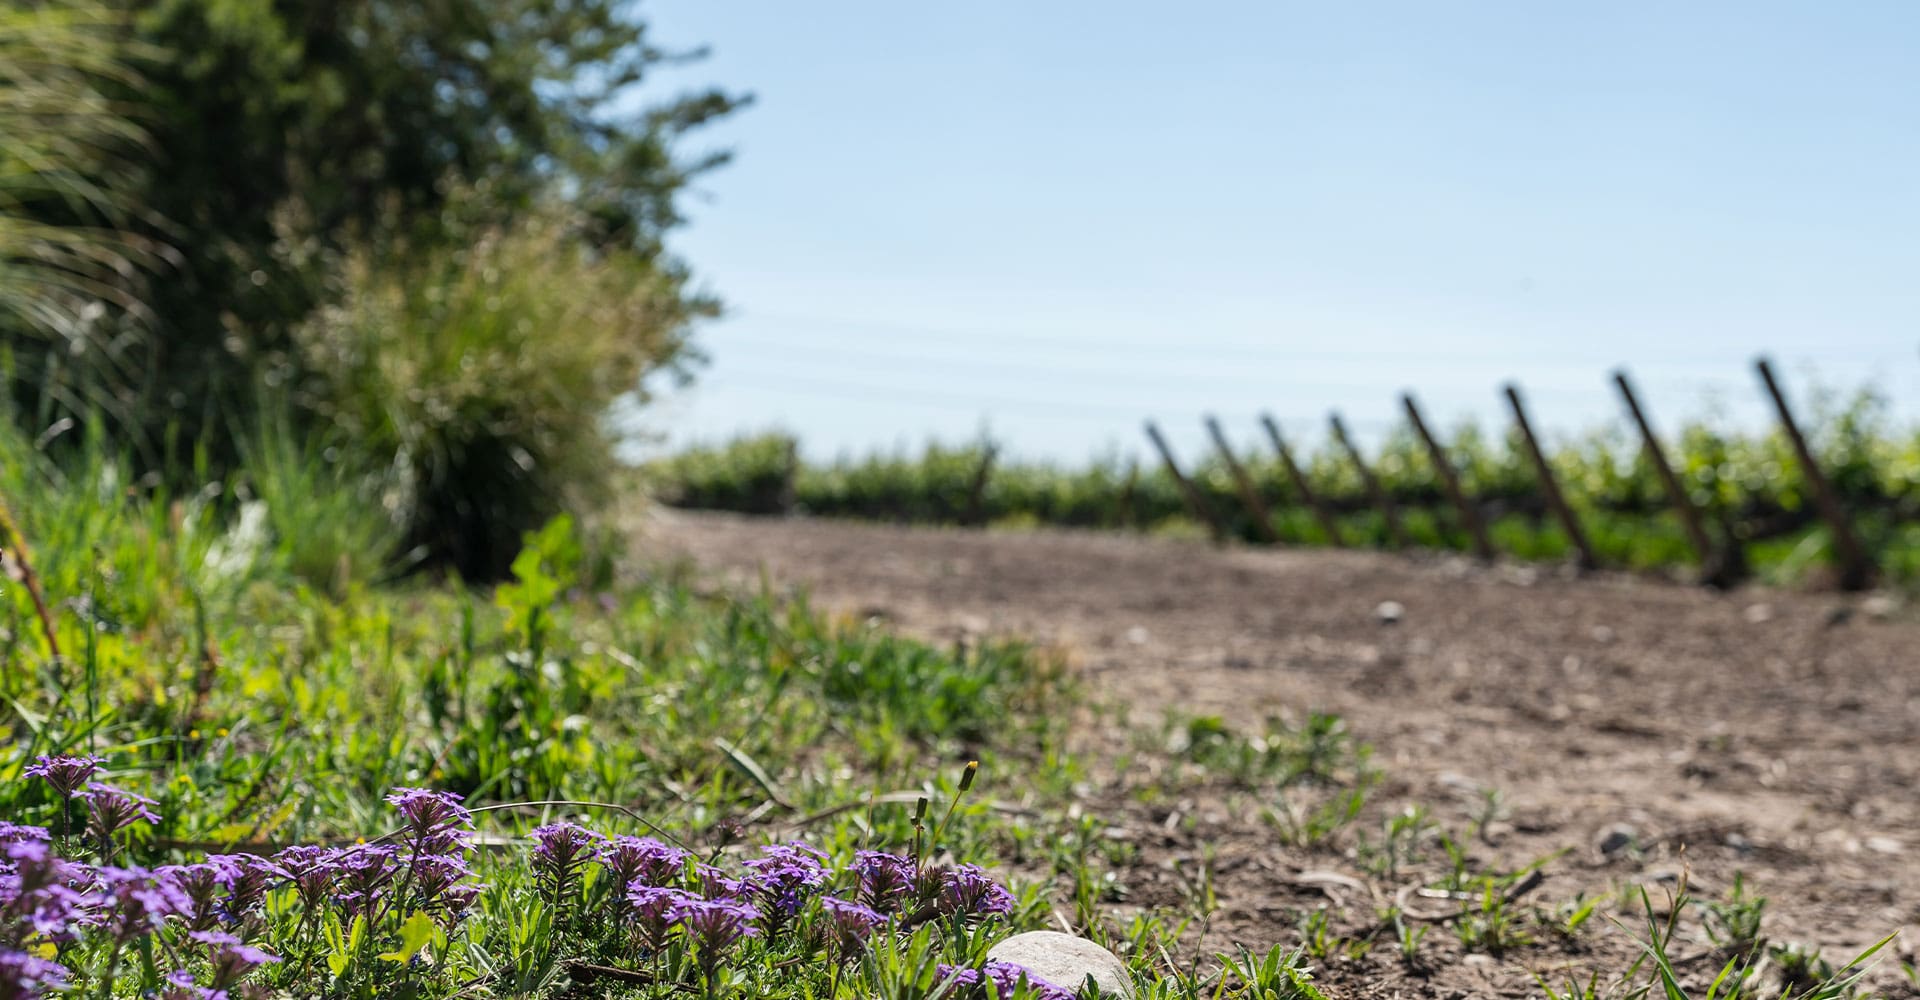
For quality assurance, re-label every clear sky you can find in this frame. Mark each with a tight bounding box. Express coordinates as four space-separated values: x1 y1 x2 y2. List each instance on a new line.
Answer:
630 2 1920 464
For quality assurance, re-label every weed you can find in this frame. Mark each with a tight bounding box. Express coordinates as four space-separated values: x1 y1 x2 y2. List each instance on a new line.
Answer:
1219 944 1333 1000
1700 873 1768 957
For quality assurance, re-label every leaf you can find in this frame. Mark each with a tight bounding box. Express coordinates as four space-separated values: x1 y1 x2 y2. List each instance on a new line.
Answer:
323 914 350 978
379 910 441 964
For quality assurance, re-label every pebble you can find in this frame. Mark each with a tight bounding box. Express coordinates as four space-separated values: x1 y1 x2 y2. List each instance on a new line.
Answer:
1374 600 1405 625
1596 823 1639 857
1743 603 1774 624
1861 594 1899 621
986 931 1134 999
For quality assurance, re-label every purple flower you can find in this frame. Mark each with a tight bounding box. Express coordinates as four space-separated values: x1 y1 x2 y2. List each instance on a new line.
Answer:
384 788 472 836
190 929 280 989
402 853 479 917
23 755 106 799
271 845 341 910
599 836 690 890
692 864 746 900
819 896 885 956
0 949 70 999
158 863 226 931
89 865 192 942
626 885 694 952
529 823 599 911
935 962 1075 1000
740 842 829 931
3 845 87 943
80 783 160 839
854 851 916 913
669 897 760 964
209 854 283 919
329 847 399 920
385 789 473 857
0 825 49 845
981 961 1075 1000
931 864 1014 919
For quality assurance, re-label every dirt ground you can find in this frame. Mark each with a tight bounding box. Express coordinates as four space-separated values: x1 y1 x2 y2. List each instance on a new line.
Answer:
638 510 1920 999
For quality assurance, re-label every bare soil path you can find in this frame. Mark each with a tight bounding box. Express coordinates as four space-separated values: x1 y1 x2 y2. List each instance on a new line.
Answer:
638 510 1920 998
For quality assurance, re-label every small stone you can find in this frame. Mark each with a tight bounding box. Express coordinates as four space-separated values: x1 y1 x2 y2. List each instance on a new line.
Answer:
1124 626 1149 645
1596 823 1638 857
1861 594 1899 621
1743 603 1774 624
987 931 1134 999
1374 600 1405 625
1865 836 1902 855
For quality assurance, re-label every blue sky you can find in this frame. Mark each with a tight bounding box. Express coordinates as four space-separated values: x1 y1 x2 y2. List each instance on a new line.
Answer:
630 3 1920 464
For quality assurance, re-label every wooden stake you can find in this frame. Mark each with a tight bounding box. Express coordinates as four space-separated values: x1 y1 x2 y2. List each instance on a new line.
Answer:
779 437 800 515
1259 413 1345 547
1119 459 1139 530
1144 421 1229 543
1402 394 1495 561
1754 358 1874 590
1329 413 1408 549
1204 416 1278 544
1611 371 1716 568
963 443 997 527
1503 384 1598 571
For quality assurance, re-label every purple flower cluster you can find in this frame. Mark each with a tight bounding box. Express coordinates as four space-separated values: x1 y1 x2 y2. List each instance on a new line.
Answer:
932 864 1016 918
530 822 600 910
0 767 1036 997
274 789 482 923
22 755 105 799
0 823 280 999
936 961 1076 1000
739 842 829 931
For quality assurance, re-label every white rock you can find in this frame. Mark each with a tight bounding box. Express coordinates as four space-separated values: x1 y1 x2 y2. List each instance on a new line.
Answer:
1373 600 1404 625
987 931 1134 999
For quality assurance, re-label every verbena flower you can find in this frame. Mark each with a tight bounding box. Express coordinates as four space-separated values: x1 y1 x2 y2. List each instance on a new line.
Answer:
740 842 829 932
271 845 341 911
329 847 399 921
402 853 479 917
0 949 71 1000
384 788 472 836
935 961 1074 1000
90 865 192 943
158 863 226 932
980 961 1075 1000
930 864 1014 919
23 755 106 799
0 825 49 846
853 851 916 913
208 855 282 921
529 822 598 909
669 897 760 966
599 836 689 891
692 864 745 901
819 896 885 957
80 783 160 840
625 885 693 953
385 789 473 857
190 929 280 990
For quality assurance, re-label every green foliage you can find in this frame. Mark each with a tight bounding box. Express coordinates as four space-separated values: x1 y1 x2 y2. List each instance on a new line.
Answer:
293 203 705 577
5 0 746 578
654 388 1920 585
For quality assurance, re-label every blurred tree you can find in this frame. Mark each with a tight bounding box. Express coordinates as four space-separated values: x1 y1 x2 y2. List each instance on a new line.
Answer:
6 0 745 458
